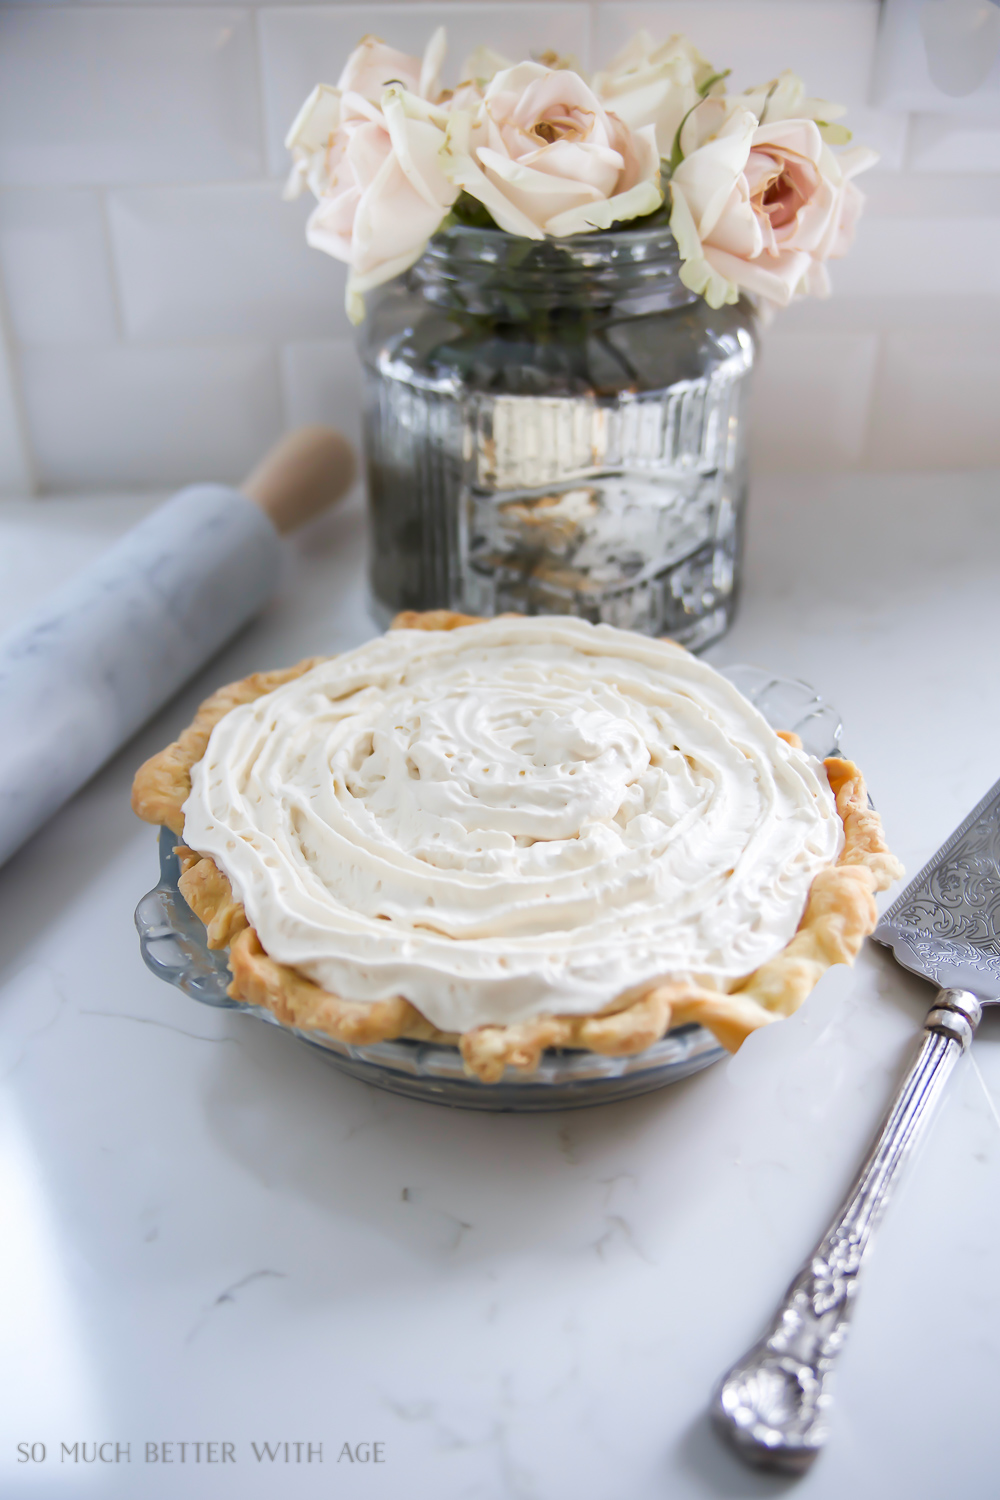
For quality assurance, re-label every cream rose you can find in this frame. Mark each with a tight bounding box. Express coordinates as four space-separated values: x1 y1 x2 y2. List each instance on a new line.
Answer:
591 29 722 159
441 61 662 238
284 28 447 197
286 29 874 321
669 93 876 308
283 28 459 321
286 84 458 323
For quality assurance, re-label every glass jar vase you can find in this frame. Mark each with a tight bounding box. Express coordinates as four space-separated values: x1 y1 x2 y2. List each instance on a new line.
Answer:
357 221 756 648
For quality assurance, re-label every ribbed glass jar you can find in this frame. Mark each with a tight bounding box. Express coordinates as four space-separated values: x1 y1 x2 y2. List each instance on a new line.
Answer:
356 222 756 647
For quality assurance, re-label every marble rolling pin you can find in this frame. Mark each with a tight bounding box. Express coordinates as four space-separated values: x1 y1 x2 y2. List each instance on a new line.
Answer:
0 425 355 868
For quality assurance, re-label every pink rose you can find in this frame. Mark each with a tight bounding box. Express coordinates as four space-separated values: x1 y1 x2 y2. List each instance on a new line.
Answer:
441 62 662 238
287 86 458 322
669 100 876 307
804 147 874 292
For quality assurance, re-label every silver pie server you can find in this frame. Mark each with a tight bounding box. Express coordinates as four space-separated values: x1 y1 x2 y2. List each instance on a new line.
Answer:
711 774 1000 1474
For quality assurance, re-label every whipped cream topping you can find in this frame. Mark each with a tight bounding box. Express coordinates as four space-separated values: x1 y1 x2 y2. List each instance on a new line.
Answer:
182 618 843 1031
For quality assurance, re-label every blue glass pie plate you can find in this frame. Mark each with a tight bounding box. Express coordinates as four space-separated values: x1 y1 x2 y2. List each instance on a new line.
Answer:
135 666 842 1111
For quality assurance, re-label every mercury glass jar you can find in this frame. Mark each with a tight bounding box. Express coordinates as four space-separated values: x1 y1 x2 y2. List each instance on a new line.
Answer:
357 221 756 648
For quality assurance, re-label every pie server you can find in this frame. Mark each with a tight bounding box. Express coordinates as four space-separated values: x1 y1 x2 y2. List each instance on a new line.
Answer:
711 774 1000 1473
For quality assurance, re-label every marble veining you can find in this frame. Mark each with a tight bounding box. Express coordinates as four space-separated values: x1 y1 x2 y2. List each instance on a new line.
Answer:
1 475 1000 1498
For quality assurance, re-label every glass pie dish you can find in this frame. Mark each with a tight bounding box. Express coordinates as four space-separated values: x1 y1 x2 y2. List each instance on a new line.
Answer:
135 665 842 1112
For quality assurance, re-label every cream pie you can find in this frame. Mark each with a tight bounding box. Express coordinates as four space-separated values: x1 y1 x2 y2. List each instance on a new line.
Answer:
132 612 902 1082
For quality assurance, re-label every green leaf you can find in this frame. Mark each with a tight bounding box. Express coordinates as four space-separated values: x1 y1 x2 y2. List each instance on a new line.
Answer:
450 191 500 230
757 79 780 125
668 100 705 174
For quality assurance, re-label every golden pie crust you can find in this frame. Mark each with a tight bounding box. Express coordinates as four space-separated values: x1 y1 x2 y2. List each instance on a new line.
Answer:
132 612 903 1082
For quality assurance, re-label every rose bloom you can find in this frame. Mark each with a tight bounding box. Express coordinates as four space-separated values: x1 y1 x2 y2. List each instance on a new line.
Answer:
669 94 876 307
284 32 456 320
442 61 662 237
591 29 721 159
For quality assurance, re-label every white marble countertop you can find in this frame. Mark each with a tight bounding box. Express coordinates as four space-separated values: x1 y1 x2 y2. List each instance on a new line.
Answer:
1 473 999 1500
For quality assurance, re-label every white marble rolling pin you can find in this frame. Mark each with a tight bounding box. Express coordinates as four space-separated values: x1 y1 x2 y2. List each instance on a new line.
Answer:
0 425 355 867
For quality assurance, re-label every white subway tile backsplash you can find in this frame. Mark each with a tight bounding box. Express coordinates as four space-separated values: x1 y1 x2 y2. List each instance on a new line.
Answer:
826 216 1000 297
875 0 1000 121
0 8 263 186
908 116 1000 174
20 345 283 490
863 170 1000 216
868 326 1000 469
597 6 896 162
595 2 878 105
776 292 1000 338
843 108 909 171
0 320 33 497
0 190 119 347
281 338 363 448
748 330 878 472
0 0 994 488
259 4 593 176
108 186 348 341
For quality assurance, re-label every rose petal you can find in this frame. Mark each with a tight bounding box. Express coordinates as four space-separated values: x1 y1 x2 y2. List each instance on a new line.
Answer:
285 83 341 153
509 68 609 135
340 91 387 127
484 61 554 114
345 243 429 324
418 25 447 100
671 108 757 240
338 36 424 101
816 178 866 260
610 119 660 194
382 88 456 211
545 178 662 236
352 151 444 275
516 138 624 199
343 118 393 187
479 144 605 227
838 145 880 180
305 199 357 263
669 184 739 308
752 117 824 167
439 111 545 238
707 181 764 259
703 243 811 305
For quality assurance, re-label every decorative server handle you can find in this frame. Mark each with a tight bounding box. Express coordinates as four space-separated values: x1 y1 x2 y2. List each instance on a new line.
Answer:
711 988 982 1474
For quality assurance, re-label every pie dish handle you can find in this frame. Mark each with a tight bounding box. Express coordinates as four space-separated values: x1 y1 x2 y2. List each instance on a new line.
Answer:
711 987 982 1473
716 665 842 760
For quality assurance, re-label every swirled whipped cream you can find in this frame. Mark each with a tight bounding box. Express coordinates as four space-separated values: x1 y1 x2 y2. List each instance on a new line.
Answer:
182 618 842 1031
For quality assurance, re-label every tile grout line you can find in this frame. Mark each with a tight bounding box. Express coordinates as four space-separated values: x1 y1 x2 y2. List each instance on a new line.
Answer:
96 187 128 344
858 320 888 470
0 260 39 496
250 8 292 433
250 7 272 181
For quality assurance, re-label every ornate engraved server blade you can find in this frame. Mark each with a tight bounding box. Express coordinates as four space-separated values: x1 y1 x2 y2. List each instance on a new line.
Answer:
713 775 1000 1472
872 773 1000 1000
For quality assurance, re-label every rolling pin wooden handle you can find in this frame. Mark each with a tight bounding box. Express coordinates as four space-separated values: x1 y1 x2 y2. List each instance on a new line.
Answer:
241 424 357 535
